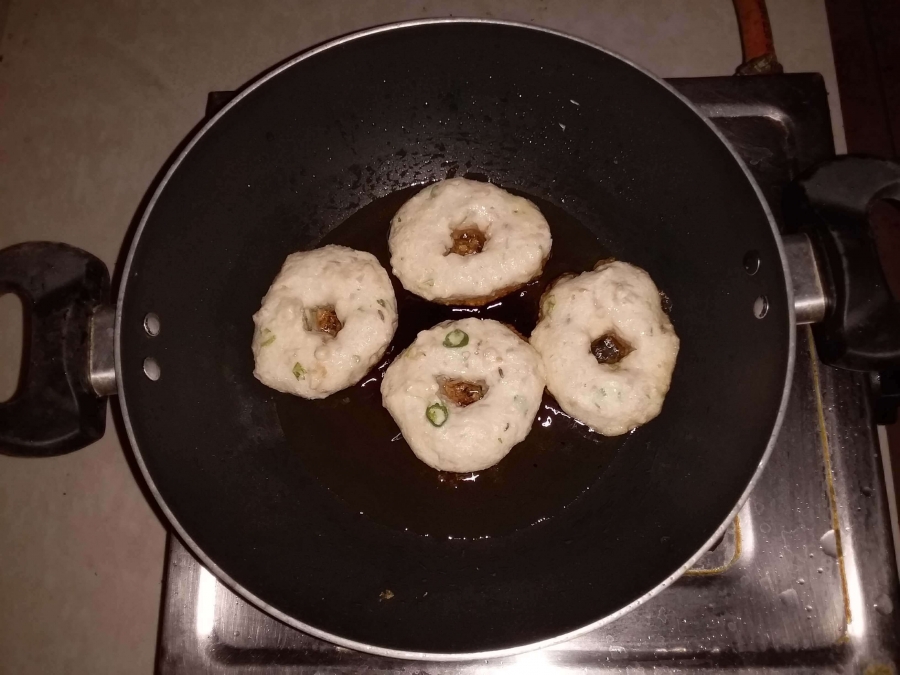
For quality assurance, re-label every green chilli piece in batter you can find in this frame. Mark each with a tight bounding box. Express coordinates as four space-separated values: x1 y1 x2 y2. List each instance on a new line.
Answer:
292 362 306 380
426 402 449 427
443 329 469 348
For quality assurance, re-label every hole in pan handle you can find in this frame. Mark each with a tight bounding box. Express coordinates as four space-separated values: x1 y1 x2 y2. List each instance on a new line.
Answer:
0 242 112 457
788 156 900 373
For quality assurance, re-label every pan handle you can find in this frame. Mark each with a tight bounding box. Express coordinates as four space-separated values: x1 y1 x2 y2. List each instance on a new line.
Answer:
0 242 112 457
790 156 900 371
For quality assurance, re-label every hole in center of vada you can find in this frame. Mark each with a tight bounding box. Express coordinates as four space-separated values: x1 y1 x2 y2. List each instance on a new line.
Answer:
447 226 486 256
591 333 633 365
438 377 486 407
306 306 342 337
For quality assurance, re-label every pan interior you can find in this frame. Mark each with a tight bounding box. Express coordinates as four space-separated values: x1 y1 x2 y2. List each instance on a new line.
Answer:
119 22 791 655
277 183 624 540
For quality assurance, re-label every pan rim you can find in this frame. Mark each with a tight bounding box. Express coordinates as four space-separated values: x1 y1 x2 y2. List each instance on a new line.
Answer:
115 17 796 661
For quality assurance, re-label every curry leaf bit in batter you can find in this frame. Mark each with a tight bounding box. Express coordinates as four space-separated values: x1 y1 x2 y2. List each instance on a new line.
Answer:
260 328 276 347
542 295 556 317
443 329 469 348
426 402 449 427
513 394 529 415
292 362 306 380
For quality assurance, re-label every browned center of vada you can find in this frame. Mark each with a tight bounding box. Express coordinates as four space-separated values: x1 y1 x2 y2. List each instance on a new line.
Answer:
313 306 342 337
591 333 633 365
447 226 486 256
439 377 486 407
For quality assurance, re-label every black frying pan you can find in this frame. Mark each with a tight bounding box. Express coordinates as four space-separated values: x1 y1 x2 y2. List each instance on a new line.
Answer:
4 20 900 659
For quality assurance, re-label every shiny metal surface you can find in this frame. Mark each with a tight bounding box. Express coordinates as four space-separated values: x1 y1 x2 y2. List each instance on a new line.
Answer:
157 75 900 672
784 233 828 325
88 304 117 396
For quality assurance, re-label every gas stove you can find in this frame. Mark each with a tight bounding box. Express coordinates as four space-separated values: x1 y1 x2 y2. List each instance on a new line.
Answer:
156 74 900 674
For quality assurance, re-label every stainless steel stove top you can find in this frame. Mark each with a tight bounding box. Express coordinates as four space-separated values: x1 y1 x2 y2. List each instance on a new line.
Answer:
156 75 900 674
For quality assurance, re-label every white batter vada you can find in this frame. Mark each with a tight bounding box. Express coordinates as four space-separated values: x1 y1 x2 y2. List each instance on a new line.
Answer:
381 318 545 472
252 245 398 399
530 261 679 436
388 178 552 305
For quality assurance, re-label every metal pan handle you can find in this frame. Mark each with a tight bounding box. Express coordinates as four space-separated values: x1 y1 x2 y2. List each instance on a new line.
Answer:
787 156 900 371
0 242 112 457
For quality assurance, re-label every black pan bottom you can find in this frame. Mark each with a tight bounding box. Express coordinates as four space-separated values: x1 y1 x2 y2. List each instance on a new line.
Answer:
276 181 626 539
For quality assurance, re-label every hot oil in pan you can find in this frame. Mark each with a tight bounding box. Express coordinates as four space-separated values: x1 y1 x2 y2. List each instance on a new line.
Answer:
276 181 627 539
